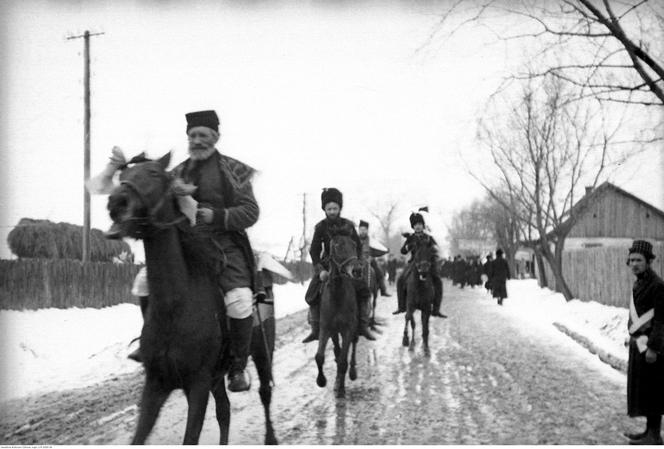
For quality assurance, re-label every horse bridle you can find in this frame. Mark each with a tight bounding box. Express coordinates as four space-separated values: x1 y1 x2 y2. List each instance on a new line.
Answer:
119 178 186 231
328 237 359 278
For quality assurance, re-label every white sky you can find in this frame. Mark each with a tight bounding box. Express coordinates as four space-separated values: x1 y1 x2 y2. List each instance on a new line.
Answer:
1 0 662 261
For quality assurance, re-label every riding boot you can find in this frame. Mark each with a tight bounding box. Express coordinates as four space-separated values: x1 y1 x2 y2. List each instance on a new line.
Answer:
104 222 123 240
302 304 320 343
431 275 446 318
128 296 149 362
357 293 376 341
392 276 406 314
227 316 253 392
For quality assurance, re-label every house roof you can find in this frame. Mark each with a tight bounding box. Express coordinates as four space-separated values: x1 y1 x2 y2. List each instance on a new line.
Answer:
556 181 664 235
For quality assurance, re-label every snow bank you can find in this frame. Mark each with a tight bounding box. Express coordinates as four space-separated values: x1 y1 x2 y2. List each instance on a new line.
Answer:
0 282 309 402
504 279 629 369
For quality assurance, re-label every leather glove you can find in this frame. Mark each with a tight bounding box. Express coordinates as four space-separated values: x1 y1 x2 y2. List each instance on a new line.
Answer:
319 270 330 282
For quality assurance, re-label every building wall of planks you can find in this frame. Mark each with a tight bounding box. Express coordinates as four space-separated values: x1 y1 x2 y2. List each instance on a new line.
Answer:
569 188 664 239
537 243 664 307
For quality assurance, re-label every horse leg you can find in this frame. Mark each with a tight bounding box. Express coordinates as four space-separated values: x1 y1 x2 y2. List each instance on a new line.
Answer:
409 314 416 351
402 315 410 347
332 333 341 363
422 308 431 357
252 347 278 445
211 377 230 445
131 376 171 445
182 377 212 444
315 328 330 388
348 336 358 381
334 332 352 398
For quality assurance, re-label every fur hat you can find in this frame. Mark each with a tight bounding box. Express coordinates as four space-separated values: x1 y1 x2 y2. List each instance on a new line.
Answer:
628 240 655 260
321 188 343 210
359 220 369 229
496 248 504 257
409 212 425 228
186 110 219 133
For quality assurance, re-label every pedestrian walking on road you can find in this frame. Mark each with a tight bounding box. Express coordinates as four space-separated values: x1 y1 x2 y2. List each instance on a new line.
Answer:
623 240 664 445
491 249 510 306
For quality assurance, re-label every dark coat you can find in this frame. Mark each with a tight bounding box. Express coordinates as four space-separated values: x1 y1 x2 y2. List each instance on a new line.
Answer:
490 258 511 299
627 268 664 417
309 217 362 271
171 150 259 292
305 217 362 304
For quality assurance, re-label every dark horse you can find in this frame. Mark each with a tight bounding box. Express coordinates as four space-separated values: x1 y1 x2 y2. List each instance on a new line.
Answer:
315 234 360 399
402 244 435 355
106 153 276 444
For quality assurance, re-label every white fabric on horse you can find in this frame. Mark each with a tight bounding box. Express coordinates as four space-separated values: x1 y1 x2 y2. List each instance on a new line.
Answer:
225 287 253 319
131 267 149 297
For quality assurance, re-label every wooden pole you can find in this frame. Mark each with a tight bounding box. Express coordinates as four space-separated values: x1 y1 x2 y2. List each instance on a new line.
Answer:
67 30 104 263
83 31 91 263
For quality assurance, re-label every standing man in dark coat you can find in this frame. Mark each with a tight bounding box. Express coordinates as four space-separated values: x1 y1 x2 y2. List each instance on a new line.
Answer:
483 253 494 294
491 249 511 305
623 240 664 445
302 188 377 343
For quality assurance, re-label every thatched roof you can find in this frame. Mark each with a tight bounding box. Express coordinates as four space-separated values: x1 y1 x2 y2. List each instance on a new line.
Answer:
7 218 132 262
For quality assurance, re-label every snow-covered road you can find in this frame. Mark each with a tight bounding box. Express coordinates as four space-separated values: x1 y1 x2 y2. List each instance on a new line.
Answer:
1 280 638 445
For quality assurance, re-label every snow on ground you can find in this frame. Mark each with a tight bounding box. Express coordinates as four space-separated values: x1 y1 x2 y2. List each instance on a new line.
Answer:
500 279 629 368
0 279 629 403
0 282 309 403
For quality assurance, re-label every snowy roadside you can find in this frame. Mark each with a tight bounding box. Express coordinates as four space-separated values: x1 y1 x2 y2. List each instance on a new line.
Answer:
497 279 629 372
0 282 309 403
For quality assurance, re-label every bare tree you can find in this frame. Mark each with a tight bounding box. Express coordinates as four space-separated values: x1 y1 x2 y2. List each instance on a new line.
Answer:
446 194 522 271
473 75 627 300
368 200 401 255
426 0 664 107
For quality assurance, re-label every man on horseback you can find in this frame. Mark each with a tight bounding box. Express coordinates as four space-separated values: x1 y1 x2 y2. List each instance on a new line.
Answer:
116 110 260 393
302 188 377 343
358 220 391 298
393 210 445 318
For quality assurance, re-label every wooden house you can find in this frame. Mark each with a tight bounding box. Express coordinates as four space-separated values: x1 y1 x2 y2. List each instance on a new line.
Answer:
561 182 664 249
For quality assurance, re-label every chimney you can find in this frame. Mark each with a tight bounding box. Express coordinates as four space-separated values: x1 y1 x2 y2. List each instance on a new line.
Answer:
585 186 593 196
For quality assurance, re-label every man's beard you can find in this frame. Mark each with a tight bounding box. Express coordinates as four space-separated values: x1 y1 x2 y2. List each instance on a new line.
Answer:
188 146 216 161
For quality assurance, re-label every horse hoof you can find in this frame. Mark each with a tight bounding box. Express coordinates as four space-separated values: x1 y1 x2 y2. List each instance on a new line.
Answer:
317 374 327 388
349 368 357 381
402 337 409 347
265 434 278 445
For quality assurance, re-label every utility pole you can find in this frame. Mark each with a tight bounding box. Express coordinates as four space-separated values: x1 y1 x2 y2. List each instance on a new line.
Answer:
68 30 104 263
300 193 307 263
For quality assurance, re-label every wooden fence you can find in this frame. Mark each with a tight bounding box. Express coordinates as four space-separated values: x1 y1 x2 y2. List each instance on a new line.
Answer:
538 243 664 308
0 259 140 310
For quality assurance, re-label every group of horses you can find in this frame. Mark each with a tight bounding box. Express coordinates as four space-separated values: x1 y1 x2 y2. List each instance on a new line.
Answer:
106 153 437 445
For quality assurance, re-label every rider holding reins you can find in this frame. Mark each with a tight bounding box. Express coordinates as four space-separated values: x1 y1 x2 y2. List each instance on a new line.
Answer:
302 188 377 343
393 209 446 318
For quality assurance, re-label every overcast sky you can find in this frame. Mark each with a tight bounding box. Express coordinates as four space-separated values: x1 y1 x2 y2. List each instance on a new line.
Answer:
1 0 662 261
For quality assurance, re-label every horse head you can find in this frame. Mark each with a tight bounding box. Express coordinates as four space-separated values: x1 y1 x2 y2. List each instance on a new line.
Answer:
328 233 359 279
413 245 433 282
107 152 177 239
